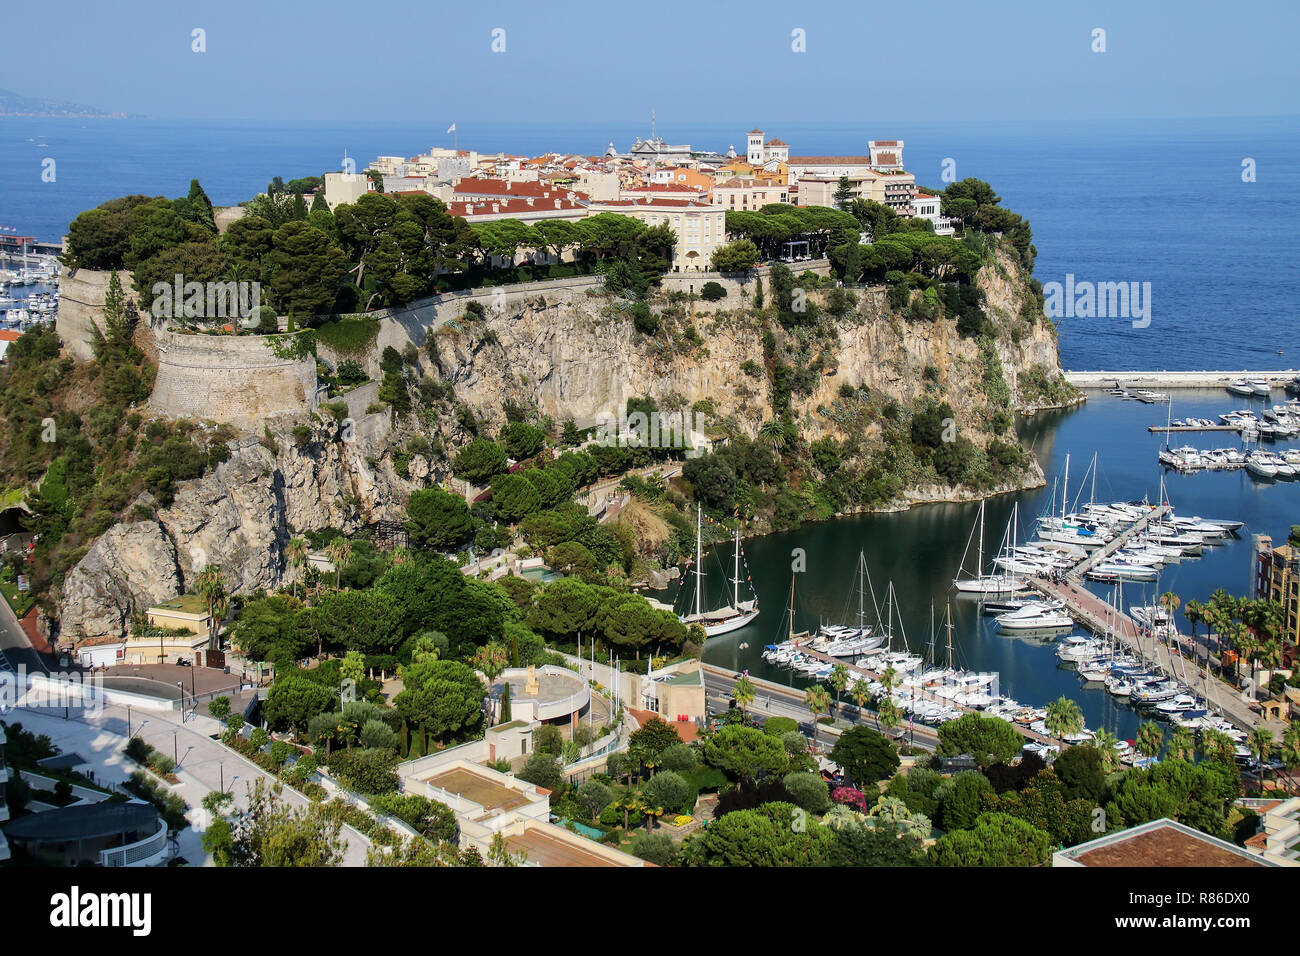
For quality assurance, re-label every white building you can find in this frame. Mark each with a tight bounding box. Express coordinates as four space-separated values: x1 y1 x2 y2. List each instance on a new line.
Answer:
586 197 726 272
322 171 376 211
911 191 956 235
745 129 790 169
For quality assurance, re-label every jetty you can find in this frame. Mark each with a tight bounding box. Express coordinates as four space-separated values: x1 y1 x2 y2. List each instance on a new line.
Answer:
1073 504 1169 577
1147 424 1241 434
1065 370 1298 389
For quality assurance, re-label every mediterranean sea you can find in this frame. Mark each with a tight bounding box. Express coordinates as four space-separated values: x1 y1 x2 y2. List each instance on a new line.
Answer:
1 115 1297 370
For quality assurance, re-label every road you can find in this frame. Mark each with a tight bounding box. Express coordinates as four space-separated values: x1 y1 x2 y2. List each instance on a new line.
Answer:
700 664 940 754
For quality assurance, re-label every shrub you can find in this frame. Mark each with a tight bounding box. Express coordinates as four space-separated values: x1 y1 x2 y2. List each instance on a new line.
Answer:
644 770 694 815
700 281 727 302
783 771 831 814
629 830 677 866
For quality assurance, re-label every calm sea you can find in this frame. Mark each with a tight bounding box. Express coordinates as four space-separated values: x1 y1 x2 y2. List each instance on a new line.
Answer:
1 116 1297 370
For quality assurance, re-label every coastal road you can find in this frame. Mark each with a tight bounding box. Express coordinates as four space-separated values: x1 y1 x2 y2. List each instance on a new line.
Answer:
700 664 940 754
0 589 53 678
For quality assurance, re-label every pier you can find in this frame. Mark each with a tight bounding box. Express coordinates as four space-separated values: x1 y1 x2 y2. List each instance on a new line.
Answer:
1030 577 1260 732
1065 370 1298 389
1147 424 1241 434
1073 504 1169 577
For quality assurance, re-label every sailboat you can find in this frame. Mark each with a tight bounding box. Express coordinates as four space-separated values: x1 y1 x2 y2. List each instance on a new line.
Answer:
813 551 886 657
953 500 1029 596
680 505 760 637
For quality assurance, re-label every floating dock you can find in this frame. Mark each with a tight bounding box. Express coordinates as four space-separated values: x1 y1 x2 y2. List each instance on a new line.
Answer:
1065 370 1298 389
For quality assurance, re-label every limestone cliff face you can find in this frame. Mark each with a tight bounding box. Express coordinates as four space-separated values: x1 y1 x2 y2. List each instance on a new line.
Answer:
55 421 404 645
54 246 1071 646
424 245 1068 444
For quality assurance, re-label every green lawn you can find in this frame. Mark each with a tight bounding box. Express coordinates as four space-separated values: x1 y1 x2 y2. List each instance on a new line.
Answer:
0 580 34 618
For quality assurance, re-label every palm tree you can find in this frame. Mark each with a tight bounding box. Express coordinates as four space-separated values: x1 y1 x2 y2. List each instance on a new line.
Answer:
1168 726 1196 762
1135 721 1164 761
472 642 508 685
1044 696 1085 740
850 679 871 719
1280 722 1300 772
1183 599 1203 662
1199 727 1237 766
828 663 849 716
805 685 831 728
390 546 414 567
732 673 756 713
194 565 227 652
325 537 352 590
878 697 903 739
758 418 786 453
1249 727 1275 791
285 537 308 599
1091 729 1122 773
1160 590 1180 620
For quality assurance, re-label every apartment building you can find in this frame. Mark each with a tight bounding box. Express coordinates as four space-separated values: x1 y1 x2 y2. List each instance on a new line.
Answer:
712 177 790 211
1253 534 1300 657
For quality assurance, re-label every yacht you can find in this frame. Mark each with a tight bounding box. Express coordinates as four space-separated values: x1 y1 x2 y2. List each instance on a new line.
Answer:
1056 634 1103 662
1227 380 1256 397
1250 379 1272 397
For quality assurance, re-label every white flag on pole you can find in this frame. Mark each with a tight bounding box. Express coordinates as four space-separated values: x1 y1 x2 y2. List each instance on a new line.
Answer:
447 123 456 134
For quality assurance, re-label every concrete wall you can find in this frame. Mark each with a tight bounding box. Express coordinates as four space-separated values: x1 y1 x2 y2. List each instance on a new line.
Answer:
658 258 833 301
147 328 318 428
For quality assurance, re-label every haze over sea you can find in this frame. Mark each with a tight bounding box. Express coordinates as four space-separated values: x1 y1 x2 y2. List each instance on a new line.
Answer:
1 115 1297 371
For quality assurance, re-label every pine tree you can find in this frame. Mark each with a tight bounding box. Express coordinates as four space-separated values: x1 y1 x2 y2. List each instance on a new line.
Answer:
500 682 512 723
834 175 854 210
310 191 328 213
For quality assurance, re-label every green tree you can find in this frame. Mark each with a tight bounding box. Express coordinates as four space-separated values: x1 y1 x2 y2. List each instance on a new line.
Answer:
691 802 834 867
405 487 474 551
1136 722 1164 761
393 659 486 744
1044 696 1085 739
703 725 790 783
829 726 900 787
936 713 1023 769
710 239 760 273
929 812 1052 867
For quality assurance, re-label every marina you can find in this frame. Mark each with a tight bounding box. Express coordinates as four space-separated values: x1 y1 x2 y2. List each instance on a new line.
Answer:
700 390 1298 746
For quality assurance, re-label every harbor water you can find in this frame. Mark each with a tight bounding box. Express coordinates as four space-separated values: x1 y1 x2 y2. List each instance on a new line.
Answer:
696 389 1300 742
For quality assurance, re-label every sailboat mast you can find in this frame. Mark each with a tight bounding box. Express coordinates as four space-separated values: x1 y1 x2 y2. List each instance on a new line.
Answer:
1062 452 1070 521
694 505 703 619
1090 452 1098 506
977 500 986 577
732 526 740 609
857 552 866 629
945 602 954 670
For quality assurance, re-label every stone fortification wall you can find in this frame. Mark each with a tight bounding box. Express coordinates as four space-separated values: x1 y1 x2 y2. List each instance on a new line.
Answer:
147 329 317 428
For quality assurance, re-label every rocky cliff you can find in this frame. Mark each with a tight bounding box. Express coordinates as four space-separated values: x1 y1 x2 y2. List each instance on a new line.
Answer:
53 242 1074 646
56 420 403 644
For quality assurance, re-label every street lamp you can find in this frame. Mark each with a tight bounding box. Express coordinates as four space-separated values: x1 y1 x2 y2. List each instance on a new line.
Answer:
178 681 185 720
172 730 178 764
219 760 224 792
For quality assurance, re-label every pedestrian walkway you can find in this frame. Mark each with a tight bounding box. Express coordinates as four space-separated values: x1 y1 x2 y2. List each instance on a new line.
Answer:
7 702 373 866
1033 576 1263 733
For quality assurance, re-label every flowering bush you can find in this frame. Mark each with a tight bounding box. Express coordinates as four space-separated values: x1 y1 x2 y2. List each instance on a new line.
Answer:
830 786 867 813
672 815 693 827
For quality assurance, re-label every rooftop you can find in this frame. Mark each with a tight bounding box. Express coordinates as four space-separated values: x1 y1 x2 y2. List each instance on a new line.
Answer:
1056 818 1280 867
505 825 628 866
423 767 532 812
148 594 209 616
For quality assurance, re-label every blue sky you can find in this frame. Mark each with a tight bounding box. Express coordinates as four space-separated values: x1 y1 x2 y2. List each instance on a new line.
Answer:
4 0 1297 123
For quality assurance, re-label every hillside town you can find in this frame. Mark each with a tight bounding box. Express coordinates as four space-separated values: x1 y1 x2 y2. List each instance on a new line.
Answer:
306 129 954 273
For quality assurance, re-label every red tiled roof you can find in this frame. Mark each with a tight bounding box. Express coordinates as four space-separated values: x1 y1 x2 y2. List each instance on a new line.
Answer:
0 330 23 342
592 198 716 209
446 197 586 218
748 128 764 134
764 138 788 147
788 156 873 165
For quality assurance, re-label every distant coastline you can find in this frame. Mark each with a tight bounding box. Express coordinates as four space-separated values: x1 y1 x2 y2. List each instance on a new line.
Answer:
0 87 129 119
